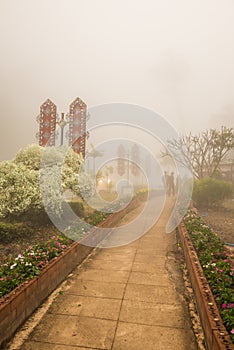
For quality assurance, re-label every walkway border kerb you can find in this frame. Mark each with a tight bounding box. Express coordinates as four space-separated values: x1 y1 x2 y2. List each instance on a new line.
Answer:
177 222 234 350
0 196 143 349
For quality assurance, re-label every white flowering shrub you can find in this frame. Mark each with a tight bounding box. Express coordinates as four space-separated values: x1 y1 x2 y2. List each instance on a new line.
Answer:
77 171 96 199
14 144 44 170
41 146 83 192
0 145 85 219
63 147 83 173
0 162 41 218
62 148 83 192
39 165 63 217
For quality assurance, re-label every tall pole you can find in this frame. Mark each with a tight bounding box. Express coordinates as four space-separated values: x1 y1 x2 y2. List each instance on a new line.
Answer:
61 113 64 146
57 112 67 146
127 150 130 183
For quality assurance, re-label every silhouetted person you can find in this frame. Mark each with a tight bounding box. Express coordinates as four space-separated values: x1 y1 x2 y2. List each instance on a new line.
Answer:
168 172 175 196
163 171 170 195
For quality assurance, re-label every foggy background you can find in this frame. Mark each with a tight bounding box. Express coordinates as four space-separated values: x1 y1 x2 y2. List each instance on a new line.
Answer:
0 0 234 161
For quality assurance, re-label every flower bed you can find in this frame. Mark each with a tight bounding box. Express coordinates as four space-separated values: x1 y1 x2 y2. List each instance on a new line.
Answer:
0 235 72 298
183 209 234 345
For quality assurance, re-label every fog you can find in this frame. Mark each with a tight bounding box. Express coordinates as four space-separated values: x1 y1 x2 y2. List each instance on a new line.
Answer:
0 0 234 161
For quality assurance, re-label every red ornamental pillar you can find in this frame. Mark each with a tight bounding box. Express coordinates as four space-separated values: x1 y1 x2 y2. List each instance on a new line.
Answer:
69 97 87 158
39 99 57 147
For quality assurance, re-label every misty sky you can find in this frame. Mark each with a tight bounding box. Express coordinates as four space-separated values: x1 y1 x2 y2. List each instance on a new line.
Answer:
0 0 234 161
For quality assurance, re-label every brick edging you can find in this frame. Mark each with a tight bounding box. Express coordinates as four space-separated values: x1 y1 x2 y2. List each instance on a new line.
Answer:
178 222 234 350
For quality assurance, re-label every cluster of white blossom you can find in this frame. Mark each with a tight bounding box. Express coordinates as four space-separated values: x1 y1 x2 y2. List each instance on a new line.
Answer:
0 144 85 218
77 171 96 199
0 161 41 217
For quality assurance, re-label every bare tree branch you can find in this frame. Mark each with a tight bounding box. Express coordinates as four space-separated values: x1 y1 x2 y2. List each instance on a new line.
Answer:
161 126 234 179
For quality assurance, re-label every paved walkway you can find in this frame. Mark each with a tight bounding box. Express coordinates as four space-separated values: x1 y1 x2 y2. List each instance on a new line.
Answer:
18 202 197 350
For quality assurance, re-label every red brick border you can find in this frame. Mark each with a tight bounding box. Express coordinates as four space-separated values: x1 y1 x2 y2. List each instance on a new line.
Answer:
178 222 234 350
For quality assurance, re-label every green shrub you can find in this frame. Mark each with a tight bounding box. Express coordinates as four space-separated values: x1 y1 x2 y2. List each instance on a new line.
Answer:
85 210 109 226
14 144 43 171
68 201 84 218
0 222 33 243
16 207 51 226
0 162 41 218
13 202 84 227
192 177 233 208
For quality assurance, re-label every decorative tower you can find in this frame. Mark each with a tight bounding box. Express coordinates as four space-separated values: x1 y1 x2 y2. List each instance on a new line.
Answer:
38 97 87 158
68 97 87 158
38 99 57 147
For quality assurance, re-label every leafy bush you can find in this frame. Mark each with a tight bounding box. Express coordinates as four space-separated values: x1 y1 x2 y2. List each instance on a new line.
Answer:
14 144 44 171
16 207 51 226
0 162 41 218
192 177 233 208
64 219 90 241
85 210 110 226
68 201 84 218
0 145 85 220
184 209 234 341
39 165 64 217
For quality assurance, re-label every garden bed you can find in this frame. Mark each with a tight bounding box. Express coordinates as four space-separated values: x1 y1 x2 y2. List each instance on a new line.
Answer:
178 210 234 350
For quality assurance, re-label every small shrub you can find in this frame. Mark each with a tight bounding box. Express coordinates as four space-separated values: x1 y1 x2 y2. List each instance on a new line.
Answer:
14 144 43 171
64 220 90 241
192 178 233 208
0 162 41 218
15 207 51 226
0 222 33 243
68 201 84 218
17 202 85 226
85 210 109 226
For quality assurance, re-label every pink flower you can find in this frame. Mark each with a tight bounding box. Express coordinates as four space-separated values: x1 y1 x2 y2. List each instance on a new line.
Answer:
231 330 234 334
228 303 234 308
222 303 227 309
38 261 44 267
